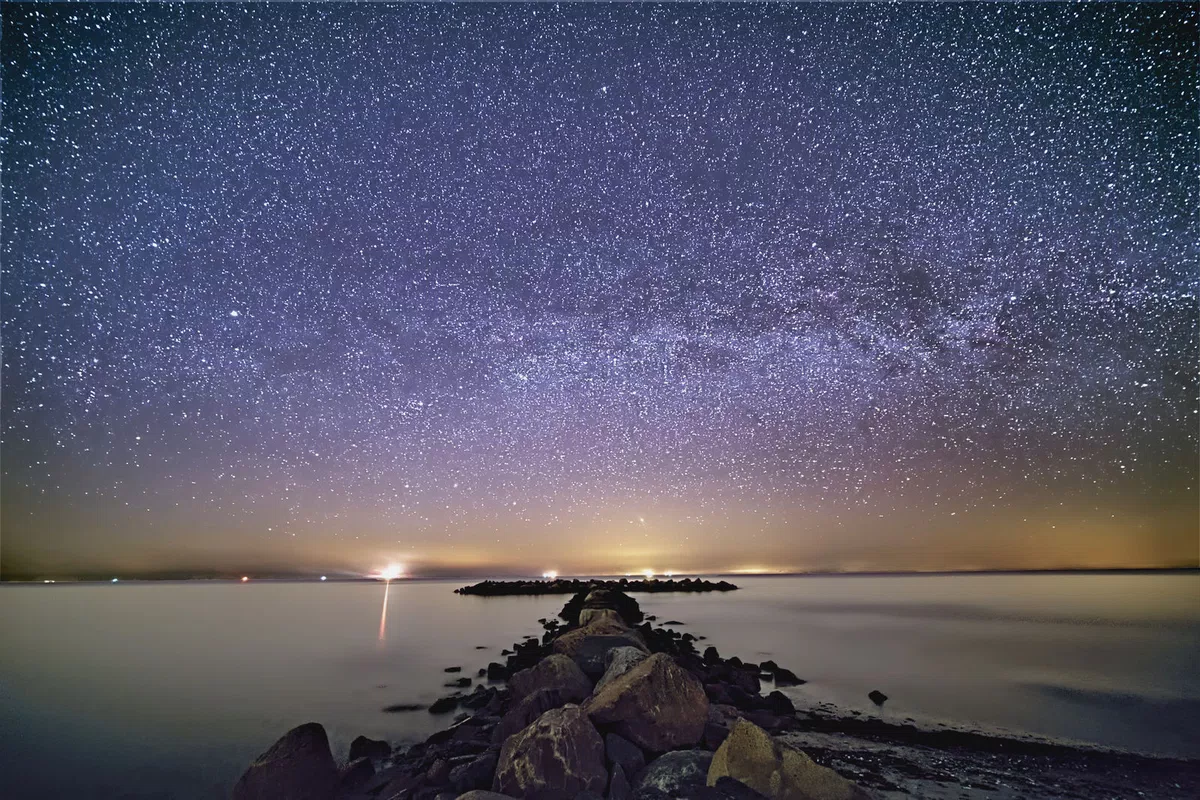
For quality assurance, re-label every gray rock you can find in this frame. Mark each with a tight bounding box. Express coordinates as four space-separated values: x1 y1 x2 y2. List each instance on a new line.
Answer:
450 749 500 793
609 763 632 800
605 732 646 779
456 792 514 800
595 646 649 692
634 750 714 797
232 722 339 800
510 654 593 703
570 634 651 679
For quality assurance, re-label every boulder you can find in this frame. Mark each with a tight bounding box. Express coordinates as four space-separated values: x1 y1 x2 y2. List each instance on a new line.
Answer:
868 690 888 706
450 749 501 793
609 763 632 800
580 607 626 627
232 722 339 800
510 654 593 702
431 695 462 714
456 792 514 800
586 653 709 752
604 733 646 779
560 588 645 627
707 719 870 800
339 757 374 792
764 692 794 715
560 632 651 679
487 662 511 680
771 668 804 687
493 705 608 799
634 750 713 796
595 646 649 692
348 734 391 762
496 688 572 742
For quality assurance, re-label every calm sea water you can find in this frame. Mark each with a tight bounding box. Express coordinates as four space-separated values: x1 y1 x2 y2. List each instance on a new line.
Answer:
1 573 1197 799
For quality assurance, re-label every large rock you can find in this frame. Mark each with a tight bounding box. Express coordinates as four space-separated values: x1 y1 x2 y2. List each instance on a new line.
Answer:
609 763 632 800
496 688 572 743
450 749 501 793
605 732 646 779
707 719 870 800
561 588 645 627
595 646 649 692
554 617 648 677
456 792 514 800
493 705 608 800
633 750 713 796
510 654 593 702
232 722 339 800
586 653 709 752
580 607 626 627
348 734 390 762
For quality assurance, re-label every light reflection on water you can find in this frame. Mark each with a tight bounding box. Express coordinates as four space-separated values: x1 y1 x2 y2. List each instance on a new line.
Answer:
0 573 1197 799
378 580 390 643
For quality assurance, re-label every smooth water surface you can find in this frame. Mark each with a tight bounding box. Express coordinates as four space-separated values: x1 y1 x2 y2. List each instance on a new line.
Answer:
1 573 1197 799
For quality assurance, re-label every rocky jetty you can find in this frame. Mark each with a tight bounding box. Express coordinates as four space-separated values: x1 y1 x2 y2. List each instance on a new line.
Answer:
234 584 1200 800
455 577 738 599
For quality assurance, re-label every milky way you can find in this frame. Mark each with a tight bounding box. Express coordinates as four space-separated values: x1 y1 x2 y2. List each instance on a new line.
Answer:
3 3 1196 577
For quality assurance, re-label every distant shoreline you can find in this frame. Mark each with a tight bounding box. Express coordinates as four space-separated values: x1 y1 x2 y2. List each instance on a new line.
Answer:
3 566 1197 584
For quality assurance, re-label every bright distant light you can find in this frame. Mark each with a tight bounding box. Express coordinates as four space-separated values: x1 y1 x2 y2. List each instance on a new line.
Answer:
643 569 655 579
320 575 327 581
43 580 54 584
241 576 249 582
542 570 558 580
379 563 403 581
112 578 119 583
229 310 240 317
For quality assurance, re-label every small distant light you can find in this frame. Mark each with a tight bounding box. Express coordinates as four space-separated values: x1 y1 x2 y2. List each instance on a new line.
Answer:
320 575 327 581
241 576 249 582
43 579 54 584
542 570 557 580
643 569 655 579
378 564 403 581
112 578 119 583
229 310 240 317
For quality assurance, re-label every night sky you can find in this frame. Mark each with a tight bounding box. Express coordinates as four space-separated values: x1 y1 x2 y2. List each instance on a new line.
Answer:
2 3 1196 580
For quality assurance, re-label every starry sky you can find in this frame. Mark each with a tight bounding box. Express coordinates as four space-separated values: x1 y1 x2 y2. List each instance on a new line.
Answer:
2 3 1197 580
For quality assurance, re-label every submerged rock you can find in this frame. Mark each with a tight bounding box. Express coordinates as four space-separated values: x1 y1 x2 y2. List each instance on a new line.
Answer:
348 734 391 762
493 704 608 800
586 653 709 752
232 722 339 800
771 668 805 687
707 719 870 800
431 695 462 714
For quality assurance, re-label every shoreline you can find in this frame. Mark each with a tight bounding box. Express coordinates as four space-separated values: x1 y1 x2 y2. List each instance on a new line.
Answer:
233 583 1200 800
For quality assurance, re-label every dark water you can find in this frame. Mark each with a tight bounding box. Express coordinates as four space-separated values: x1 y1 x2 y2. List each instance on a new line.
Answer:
1 574 1197 798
